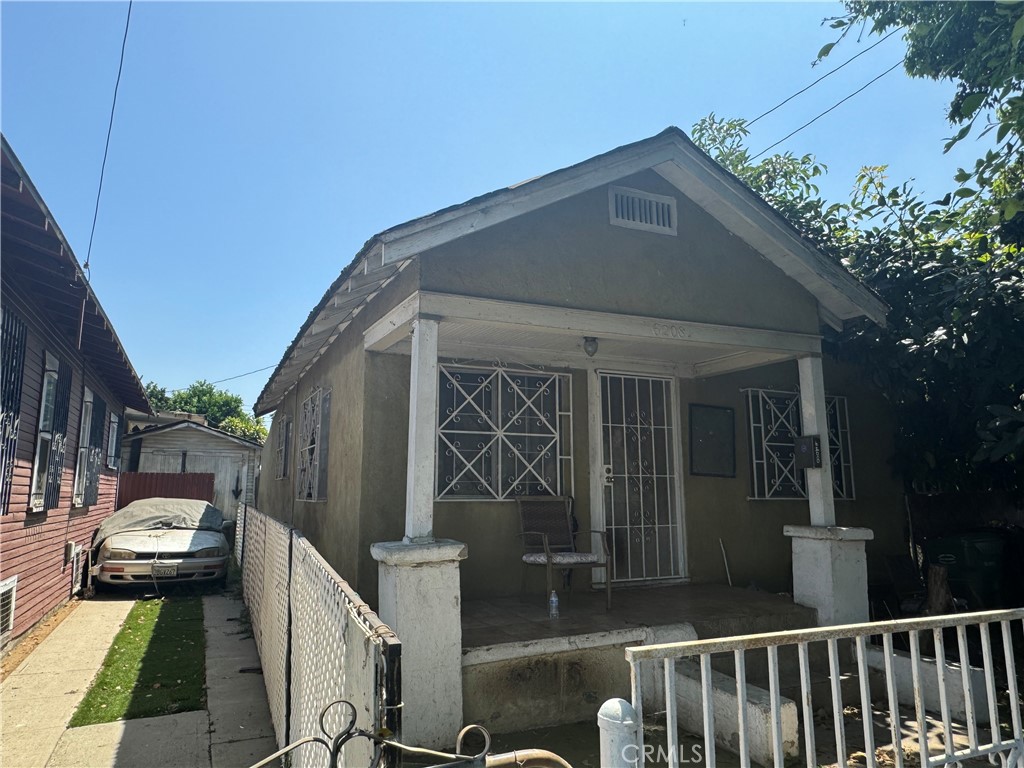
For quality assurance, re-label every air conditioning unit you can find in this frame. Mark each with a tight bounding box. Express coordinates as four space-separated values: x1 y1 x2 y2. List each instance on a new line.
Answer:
66 543 83 596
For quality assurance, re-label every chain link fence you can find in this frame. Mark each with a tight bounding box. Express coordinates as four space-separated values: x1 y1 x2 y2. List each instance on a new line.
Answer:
238 507 401 767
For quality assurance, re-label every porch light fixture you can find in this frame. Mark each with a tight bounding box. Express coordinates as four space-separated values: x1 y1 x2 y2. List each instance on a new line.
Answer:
583 337 599 357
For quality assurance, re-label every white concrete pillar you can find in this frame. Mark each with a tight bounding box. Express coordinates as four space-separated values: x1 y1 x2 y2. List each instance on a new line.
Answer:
790 357 873 625
797 355 835 527
784 525 873 625
405 316 439 542
598 698 642 768
371 539 468 749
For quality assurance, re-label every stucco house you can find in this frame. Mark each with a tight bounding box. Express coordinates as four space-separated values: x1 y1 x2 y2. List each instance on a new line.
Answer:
254 127 901 745
1 135 150 645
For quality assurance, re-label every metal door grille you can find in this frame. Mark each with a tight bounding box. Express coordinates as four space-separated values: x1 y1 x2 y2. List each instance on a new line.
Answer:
601 373 680 582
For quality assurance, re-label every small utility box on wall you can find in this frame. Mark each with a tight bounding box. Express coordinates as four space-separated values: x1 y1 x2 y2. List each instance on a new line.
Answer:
794 435 822 469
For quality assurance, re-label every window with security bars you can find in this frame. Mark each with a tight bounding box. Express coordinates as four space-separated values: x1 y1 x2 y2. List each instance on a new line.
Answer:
296 387 331 501
30 351 72 512
275 416 292 480
437 366 572 500
746 388 854 501
106 413 120 469
1 308 27 515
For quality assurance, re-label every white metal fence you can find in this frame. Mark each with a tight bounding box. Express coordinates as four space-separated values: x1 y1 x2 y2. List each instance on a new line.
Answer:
603 609 1024 768
238 508 401 767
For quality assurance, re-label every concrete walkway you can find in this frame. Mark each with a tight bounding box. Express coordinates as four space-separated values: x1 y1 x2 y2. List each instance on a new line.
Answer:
1 598 134 768
1 594 278 768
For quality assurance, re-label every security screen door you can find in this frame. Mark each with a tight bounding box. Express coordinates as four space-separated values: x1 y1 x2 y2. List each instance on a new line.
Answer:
601 373 681 582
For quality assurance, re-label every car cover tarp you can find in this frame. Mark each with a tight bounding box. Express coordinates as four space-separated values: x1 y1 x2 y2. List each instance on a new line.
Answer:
94 497 224 546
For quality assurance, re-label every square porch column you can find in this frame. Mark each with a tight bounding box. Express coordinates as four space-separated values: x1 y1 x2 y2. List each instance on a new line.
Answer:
786 355 873 626
372 315 469 749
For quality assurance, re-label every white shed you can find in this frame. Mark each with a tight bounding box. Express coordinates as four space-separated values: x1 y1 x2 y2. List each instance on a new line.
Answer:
121 421 261 519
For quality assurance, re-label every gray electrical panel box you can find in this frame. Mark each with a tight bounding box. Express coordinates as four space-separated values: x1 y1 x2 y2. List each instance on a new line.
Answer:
794 435 822 469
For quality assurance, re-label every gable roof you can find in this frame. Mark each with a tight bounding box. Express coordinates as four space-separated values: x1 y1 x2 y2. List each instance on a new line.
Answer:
255 126 888 415
1 135 150 413
123 419 263 449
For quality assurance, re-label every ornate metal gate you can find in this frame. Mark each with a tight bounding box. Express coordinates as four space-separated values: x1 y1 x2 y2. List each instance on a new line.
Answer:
600 373 681 582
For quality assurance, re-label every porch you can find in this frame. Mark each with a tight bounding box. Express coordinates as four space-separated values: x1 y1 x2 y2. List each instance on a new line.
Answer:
365 290 874 747
460 583 818 735
461 583 816 651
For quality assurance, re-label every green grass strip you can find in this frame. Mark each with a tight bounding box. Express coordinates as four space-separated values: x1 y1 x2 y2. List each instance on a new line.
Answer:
70 597 206 726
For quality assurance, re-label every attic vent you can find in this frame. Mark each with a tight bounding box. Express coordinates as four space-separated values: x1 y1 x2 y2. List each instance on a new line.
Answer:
0 576 16 638
609 186 677 235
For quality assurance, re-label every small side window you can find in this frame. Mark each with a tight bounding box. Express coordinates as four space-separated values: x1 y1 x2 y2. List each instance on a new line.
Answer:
276 416 292 480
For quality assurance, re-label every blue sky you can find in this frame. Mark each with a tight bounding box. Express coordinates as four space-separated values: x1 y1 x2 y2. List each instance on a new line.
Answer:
1 2 985 414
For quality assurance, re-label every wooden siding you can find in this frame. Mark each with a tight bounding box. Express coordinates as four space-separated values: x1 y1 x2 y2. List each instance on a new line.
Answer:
127 428 259 519
0 289 125 642
116 472 215 508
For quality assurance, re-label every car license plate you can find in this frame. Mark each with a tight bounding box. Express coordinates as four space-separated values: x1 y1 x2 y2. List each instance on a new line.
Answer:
152 564 178 578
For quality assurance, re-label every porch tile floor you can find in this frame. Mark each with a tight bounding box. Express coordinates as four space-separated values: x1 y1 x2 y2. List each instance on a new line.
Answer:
461 583 817 649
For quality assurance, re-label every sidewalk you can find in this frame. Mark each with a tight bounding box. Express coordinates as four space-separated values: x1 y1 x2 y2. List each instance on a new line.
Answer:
1 593 278 768
1 598 134 768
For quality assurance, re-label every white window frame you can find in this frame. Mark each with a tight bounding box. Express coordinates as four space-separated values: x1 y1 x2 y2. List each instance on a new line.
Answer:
436 365 573 501
608 185 678 235
745 387 855 501
29 352 60 512
0 575 17 639
72 387 94 507
106 413 119 469
276 415 292 480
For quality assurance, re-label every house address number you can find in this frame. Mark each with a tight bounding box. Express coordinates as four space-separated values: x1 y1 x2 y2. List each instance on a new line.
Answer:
651 322 692 340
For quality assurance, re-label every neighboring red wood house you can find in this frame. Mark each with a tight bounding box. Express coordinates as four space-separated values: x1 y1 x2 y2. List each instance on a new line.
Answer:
1 135 149 646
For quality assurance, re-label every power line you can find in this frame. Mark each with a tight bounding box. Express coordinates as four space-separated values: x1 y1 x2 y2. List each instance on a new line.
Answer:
748 28 901 127
83 0 133 279
168 364 278 393
751 59 905 161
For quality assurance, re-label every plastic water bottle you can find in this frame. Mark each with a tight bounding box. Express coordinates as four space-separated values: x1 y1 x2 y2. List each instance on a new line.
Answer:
548 590 560 619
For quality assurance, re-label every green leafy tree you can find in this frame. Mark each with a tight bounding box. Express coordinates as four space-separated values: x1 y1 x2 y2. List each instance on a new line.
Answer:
144 379 266 443
218 414 268 444
144 381 171 412
691 115 1024 491
167 380 245 429
820 1 1024 225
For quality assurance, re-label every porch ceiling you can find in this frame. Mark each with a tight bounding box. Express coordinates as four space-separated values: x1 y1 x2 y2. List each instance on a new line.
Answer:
365 292 821 378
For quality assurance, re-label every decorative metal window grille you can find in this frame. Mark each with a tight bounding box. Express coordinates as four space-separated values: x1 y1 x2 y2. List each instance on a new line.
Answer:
1 308 27 515
0 575 16 638
296 387 331 501
746 388 854 501
276 416 292 480
609 186 677 235
437 365 572 500
73 388 94 507
106 413 120 469
30 351 71 512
